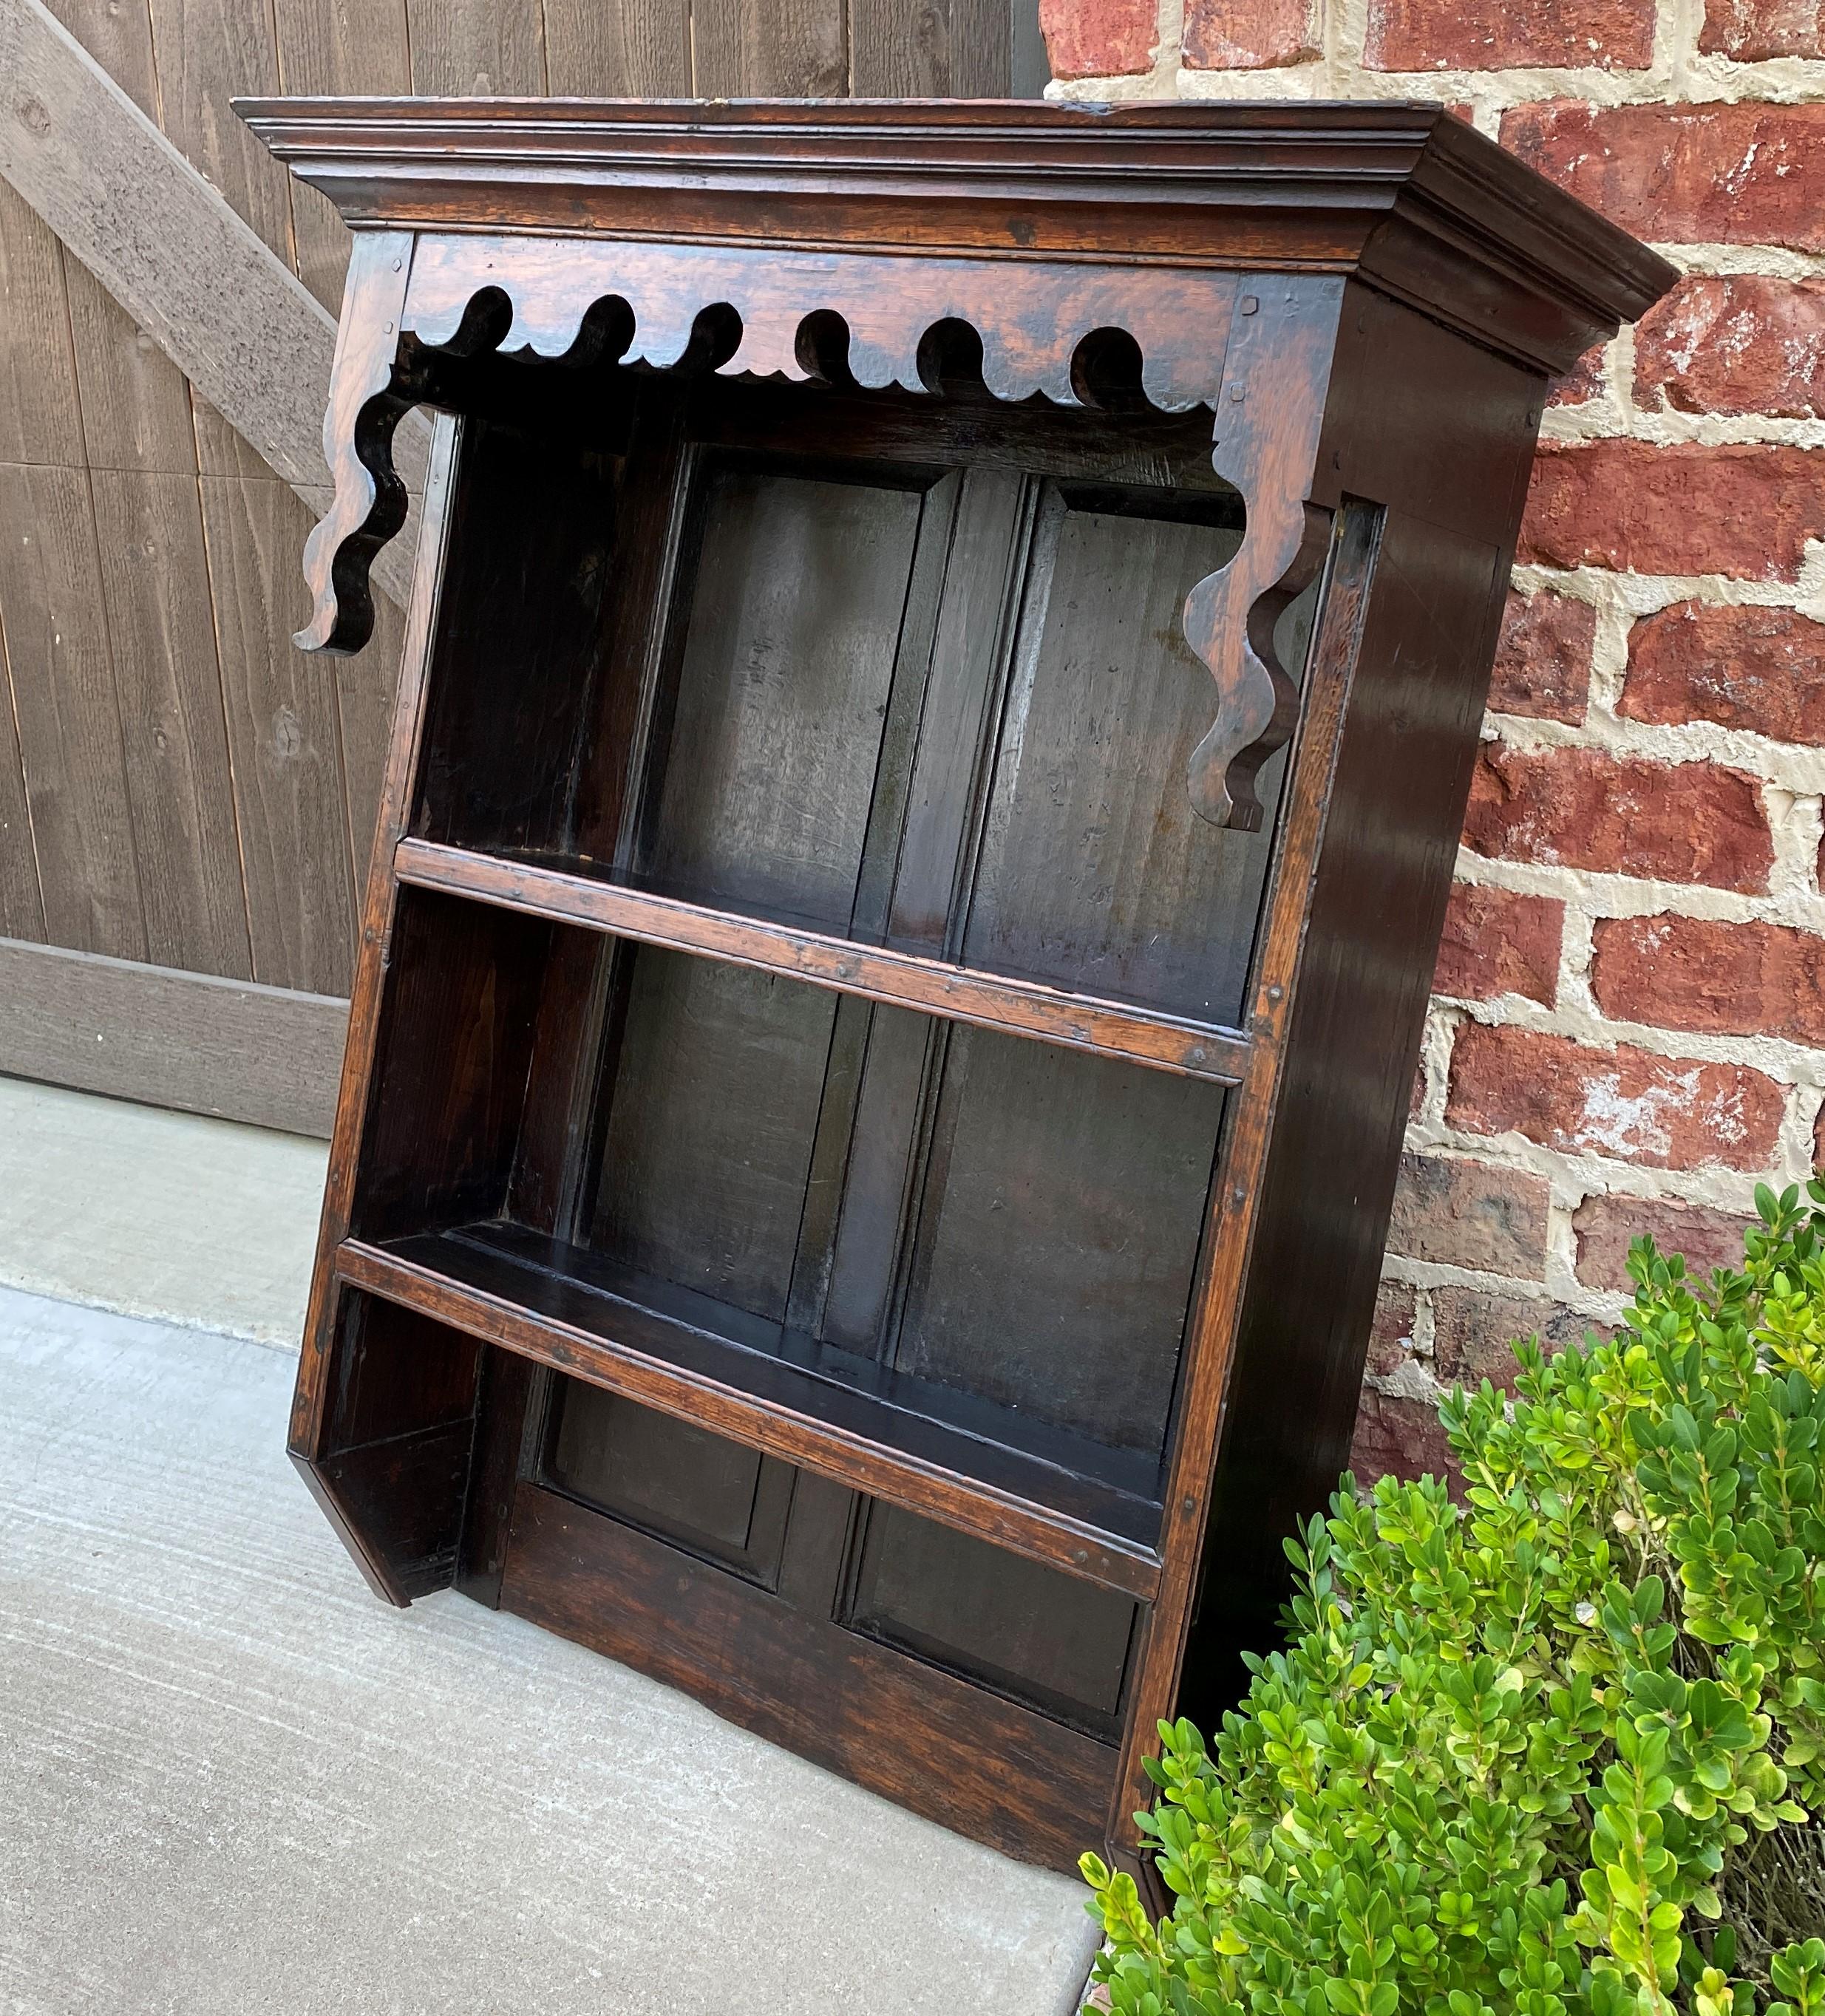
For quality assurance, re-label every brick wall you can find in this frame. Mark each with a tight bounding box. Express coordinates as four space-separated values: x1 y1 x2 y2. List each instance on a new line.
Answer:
1039 0 1825 1481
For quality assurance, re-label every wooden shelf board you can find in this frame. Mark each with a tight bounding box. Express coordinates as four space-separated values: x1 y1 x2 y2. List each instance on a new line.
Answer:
392 837 1253 1086
336 1219 1167 1601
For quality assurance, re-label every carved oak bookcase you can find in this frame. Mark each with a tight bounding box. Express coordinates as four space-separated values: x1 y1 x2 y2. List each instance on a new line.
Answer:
242 98 1671 1874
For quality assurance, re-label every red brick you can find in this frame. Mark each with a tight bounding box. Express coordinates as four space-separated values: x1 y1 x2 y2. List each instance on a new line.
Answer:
1039 0 1155 76
1815 1100 1825 1173
1367 0 1654 70
1489 588 1594 724
1591 913 1825 1046
1501 101 1825 253
1550 342 1607 408
1349 1387 1458 1489
1410 1060 1428 1119
1433 1287 1591 1392
1700 0 1824 59
1462 745 1771 892
1434 884 1563 1005
1520 441 1825 583
1365 1278 1419 1377
1184 0 1315 67
1572 1192 1745 1292
1389 1149 1552 1275
1447 1023 1785 1170
1623 603 1825 747
1634 277 1825 420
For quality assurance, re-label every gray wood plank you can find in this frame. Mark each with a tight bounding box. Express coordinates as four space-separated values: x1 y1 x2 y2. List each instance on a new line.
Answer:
199 474 357 995
407 0 546 92
0 0 428 610
147 0 300 479
89 468 253 978
542 0 690 92
0 933 345 1132
45 0 200 475
272 0 410 313
0 638 44 942
691 0 843 93
0 180 83 465
850 0 1009 94
0 460 145 958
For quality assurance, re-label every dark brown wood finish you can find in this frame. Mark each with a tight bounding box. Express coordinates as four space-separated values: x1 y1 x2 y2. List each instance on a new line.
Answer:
252 99 1673 1875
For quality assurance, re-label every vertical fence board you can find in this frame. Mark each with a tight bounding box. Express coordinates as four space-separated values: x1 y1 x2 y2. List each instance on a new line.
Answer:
272 0 410 313
0 183 83 466
542 0 691 94
89 468 251 978
0 645 45 942
691 0 846 94
200 473 356 995
0 460 144 957
48 0 200 476
147 0 299 478
407 0 547 93
851 0 1010 94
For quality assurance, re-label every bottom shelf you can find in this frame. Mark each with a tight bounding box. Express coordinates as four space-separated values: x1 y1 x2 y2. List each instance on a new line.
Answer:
336 1217 1167 1599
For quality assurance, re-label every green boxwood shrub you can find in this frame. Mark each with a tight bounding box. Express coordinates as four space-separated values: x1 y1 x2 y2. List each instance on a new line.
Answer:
1083 1183 1825 2016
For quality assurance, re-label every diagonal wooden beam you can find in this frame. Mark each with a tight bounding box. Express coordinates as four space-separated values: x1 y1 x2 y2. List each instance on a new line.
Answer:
0 0 428 616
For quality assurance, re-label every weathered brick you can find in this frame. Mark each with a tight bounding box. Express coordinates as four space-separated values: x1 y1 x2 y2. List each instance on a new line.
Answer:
1572 1192 1746 1292
1350 1387 1458 1488
1462 745 1771 893
1550 342 1607 409
1622 603 1825 747
1489 588 1594 723
1434 884 1563 1005
1634 277 1825 420
1591 913 1825 1046
1039 0 1155 76
1501 101 1825 254
1366 1278 1419 1378
1389 1149 1552 1276
1433 1286 1591 1392
1366 0 1654 70
1447 1023 1786 1170
1520 441 1825 583
1184 0 1316 67
1700 0 1824 60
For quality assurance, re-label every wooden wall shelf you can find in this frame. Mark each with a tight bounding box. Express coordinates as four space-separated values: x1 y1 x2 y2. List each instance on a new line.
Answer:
246 95 1673 1880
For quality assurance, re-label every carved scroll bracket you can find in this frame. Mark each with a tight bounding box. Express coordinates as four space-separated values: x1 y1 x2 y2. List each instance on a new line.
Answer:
296 231 1244 656
1184 279 1347 830
295 231 415 654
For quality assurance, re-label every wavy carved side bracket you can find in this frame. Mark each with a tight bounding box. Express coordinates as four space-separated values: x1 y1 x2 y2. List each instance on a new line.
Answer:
299 236 1347 834
1183 281 1346 831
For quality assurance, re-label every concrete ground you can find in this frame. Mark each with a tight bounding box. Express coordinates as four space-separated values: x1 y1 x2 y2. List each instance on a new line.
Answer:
0 1079 1101 2015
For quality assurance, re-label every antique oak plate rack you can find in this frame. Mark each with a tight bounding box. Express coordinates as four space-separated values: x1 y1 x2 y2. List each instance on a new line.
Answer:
242 97 1672 1874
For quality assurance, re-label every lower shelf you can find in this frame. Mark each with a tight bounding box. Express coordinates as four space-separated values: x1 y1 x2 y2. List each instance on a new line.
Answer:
336 1218 1166 1600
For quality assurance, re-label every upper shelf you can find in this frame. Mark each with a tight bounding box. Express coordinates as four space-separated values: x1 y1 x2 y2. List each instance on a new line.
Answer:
394 839 1257 1086
234 96 1676 377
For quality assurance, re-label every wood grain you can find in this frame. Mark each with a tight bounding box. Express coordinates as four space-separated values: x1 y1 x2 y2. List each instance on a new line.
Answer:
89 469 251 978
271 0 410 312
0 460 144 958
393 840 1254 1085
198 474 357 995
850 0 1009 94
146 0 299 480
0 180 82 464
45 0 198 479
0 652 44 943
542 0 690 94
338 1227 1166 1599
0 932 345 1132
406 0 546 94
691 0 844 95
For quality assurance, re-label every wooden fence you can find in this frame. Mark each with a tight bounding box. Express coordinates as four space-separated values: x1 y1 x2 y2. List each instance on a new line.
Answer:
0 0 1043 1134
